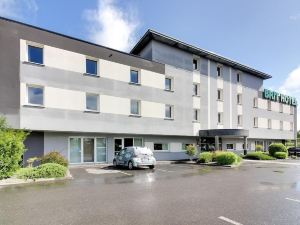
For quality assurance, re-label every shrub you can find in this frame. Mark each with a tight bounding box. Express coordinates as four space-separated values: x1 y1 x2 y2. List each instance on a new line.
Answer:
244 151 275 160
274 152 287 159
27 157 39 168
255 145 263 152
185 145 197 160
34 163 67 178
198 152 213 163
268 143 287 157
0 117 29 180
212 151 223 162
16 163 67 179
40 151 68 167
215 152 239 165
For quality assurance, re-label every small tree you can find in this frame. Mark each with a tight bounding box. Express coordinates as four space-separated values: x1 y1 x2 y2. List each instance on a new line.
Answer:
268 143 287 157
186 145 197 161
0 116 29 179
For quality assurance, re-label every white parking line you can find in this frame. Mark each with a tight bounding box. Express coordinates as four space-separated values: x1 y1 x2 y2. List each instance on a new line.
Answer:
118 171 132 176
285 197 300 203
156 169 175 173
218 216 243 225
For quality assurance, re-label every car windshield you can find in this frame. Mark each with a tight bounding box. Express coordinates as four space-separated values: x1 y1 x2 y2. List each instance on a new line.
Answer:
134 148 153 156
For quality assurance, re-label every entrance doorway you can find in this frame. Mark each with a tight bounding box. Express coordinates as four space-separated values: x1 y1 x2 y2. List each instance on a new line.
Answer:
114 137 143 155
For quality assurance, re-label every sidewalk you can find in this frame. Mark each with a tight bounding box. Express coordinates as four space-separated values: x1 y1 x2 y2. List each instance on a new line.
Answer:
244 159 300 166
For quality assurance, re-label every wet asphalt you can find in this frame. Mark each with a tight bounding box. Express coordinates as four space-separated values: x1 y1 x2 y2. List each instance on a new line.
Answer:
0 161 300 225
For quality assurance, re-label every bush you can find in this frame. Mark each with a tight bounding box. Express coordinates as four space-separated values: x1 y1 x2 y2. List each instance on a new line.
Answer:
0 116 29 180
268 143 287 157
185 145 197 160
40 151 68 167
215 152 239 165
212 151 223 162
16 163 67 179
255 145 263 152
244 151 275 160
274 152 287 159
198 152 213 163
34 163 67 178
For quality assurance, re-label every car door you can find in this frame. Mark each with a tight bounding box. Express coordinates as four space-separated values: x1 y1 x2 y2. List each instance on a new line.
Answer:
117 149 126 165
123 149 133 166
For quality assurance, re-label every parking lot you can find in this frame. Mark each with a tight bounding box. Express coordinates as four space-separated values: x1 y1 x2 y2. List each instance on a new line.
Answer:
0 161 300 225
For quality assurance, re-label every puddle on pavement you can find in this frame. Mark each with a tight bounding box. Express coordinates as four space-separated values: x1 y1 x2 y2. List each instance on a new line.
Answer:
258 181 300 191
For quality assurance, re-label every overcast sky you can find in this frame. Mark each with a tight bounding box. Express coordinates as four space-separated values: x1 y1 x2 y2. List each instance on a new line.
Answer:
1 0 300 127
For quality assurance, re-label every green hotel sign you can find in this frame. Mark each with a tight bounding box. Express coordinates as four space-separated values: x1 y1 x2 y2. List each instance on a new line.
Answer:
263 89 297 106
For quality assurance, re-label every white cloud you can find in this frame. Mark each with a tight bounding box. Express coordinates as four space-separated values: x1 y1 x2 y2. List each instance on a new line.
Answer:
289 13 300 21
83 0 139 52
279 66 300 130
0 0 38 19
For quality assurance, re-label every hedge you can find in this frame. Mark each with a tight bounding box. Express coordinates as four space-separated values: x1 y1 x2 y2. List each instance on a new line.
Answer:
274 152 287 159
215 152 241 165
268 143 287 157
198 152 213 163
16 163 67 179
244 152 275 160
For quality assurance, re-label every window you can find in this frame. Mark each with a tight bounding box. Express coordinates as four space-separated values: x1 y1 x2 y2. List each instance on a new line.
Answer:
193 83 200 96
193 59 198 70
226 144 234 150
217 89 223 101
86 59 98 75
237 73 241 83
130 70 140 84
280 121 283 131
130 100 140 115
217 66 222 77
86 93 99 111
253 98 258 108
154 143 169 151
165 77 173 91
27 85 44 106
165 105 173 119
28 45 43 64
237 94 242 105
193 109 200 121
279 103 283 113
134 138 143 147
267 100 271 111
254 117 258 127
290 106 294 115
268 119 272 129
237 115 242 126
218 112 223 124
290 122 294 131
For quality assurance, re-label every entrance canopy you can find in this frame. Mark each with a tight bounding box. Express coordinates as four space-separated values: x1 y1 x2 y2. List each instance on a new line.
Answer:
199 129 249 137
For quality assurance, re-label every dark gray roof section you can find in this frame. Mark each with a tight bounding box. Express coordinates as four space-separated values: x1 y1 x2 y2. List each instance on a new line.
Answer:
0 17 165 74
131 29 272 80
199 129 249 137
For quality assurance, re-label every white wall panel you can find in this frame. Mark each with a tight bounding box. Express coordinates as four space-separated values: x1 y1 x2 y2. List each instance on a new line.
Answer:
283 104 290 114
237 105 243 115
272 120 280 130
193 71 200 83
100 59 130 83
141 101 165 118
193 122 201 135
237 85 243 94
193 96 201 109
217 78 223 89
258 99 268 110
271 102 280 112
141 69 165 89
100 95 130 115
217 101 223 112
144 142 154 151
283 121 290 131
258 117 268 128
170 142 183 152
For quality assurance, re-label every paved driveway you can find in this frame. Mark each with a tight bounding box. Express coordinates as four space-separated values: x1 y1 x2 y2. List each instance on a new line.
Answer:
0 161 300 225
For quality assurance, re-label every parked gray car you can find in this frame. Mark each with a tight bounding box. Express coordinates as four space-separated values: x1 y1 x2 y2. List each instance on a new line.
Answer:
113 146 156 170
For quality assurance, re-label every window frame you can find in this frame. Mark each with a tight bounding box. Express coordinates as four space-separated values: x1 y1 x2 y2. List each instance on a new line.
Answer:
237 115 243 126
130 99 141 116
85 58 98 76
217 65 223 78
217 112 223 125
193 59 198 70
280 121 283 131
165 76 174 91
268 119 272 129
237 72 241 83
237 94 242 105
217 89 223 101
254 117 258 128
193 109 200 122
226 144 234 150
253 97 258 108
27 43 44 65
85 93 99 112
193 83 200 96
165 104 174 119
130 69 140 85
154 143 169 152
26 84 44 107
267 100 272 111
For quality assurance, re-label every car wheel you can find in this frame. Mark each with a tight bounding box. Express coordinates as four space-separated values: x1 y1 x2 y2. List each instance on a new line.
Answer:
149 165 155 169
113 160 117 168
128 161 134 170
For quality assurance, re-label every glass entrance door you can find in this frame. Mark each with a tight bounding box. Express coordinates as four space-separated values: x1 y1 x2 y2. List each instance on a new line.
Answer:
83 138 94 162
114 138 123 155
